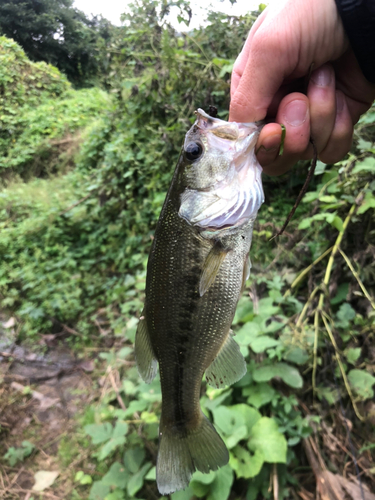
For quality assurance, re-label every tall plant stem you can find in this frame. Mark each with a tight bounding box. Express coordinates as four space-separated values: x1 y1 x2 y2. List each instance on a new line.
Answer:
312 202 357 393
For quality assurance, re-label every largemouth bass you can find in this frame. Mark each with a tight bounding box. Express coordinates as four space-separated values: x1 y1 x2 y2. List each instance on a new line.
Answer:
135 109 264 494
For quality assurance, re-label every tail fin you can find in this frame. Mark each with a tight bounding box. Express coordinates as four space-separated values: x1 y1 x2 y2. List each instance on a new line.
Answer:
156 413 229 495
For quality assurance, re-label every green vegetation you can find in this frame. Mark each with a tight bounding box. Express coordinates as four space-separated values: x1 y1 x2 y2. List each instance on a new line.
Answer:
0 1 374 499
0 0 113 86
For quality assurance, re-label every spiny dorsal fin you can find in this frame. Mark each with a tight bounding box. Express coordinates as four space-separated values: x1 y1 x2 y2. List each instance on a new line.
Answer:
134 311 158 383
199 243 228 297
205 333 246 388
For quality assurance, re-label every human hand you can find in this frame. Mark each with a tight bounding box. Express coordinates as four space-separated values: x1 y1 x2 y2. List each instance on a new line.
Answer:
229 0 375 175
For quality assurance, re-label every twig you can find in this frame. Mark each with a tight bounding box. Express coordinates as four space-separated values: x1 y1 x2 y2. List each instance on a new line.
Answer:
295 285 321 329
2 489 60 499
285 246 333 296
312 201 357 392
59 193 91 216
321 314 364 421
108 369 127 411
338 248 375 310
326 340 366 500
273 463 279 500
271 137 318 238
312 308 319 393
62 324 83 337
4 466 24 491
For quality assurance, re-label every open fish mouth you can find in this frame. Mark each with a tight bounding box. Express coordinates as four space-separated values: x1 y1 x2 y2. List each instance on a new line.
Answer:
179 109 264 230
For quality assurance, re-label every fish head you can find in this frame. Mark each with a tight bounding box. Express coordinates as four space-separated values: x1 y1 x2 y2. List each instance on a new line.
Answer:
179 108 264 230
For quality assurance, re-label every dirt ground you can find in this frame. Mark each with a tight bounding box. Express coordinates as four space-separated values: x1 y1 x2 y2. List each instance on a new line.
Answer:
0 316 96 499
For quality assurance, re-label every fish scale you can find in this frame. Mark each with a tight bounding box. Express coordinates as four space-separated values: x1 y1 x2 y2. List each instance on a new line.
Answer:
135 109 264 494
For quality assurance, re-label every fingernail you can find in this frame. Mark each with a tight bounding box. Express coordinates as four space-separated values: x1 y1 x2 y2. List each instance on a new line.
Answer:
283 100 308 127
336 91 344 114
311 66 332 87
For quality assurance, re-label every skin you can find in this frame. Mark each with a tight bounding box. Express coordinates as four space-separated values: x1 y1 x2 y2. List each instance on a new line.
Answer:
229 0 375 176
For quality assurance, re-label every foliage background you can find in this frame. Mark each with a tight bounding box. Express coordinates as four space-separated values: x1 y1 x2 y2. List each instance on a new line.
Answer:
0 1 374 499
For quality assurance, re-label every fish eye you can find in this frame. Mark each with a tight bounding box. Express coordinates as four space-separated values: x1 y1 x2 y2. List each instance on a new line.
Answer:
185 142 203 161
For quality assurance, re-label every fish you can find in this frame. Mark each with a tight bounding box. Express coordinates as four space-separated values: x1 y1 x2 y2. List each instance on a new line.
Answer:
134 108 264 494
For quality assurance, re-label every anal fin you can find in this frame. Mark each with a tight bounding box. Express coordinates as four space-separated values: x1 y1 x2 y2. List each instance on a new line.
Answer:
199 243 228 297
205 332 246 388
134 311 158 383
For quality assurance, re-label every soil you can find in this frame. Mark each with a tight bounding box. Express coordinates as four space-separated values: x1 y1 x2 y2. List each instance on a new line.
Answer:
0 316 95 499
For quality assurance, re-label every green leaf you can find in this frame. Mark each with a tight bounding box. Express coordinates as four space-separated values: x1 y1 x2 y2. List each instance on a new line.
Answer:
75 471 92 485
358 191 375 214
330 283 349 305
101 462 129 489
232 297 254 324
336 302 356 327
204 390 231 412
207 465 233 500
331 215 344 232
105 490 127 500
190 478 210 498
253 362 303 388
212 406 247 448
124 447 145 473
248 417 287 463
219 63 234 78
298 217 313 229
84 423 113 444
89 481 111 500
244 383 276 409
346 347 361 365
98 436 126 461
348 369 375 400
124 399 148 417
352 157 375 173
314 160 327 175
257 297 280 318
112 420 128 438
303 191 319 203
356 138 373 152
283 347 309 365
250 335 280 353
127 462 152 496
145 466 156 481
234 322 261 345
229 446 263 479
225 425 248 449
191 470 216 485
316 386 339 405
171 486 195 500
319 195 337 203
229 404 261 433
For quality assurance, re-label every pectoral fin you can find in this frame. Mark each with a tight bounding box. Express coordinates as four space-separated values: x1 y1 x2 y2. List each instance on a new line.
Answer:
205 332 246 388
134 311 158 383
241 255 251 293
199 244 228 297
